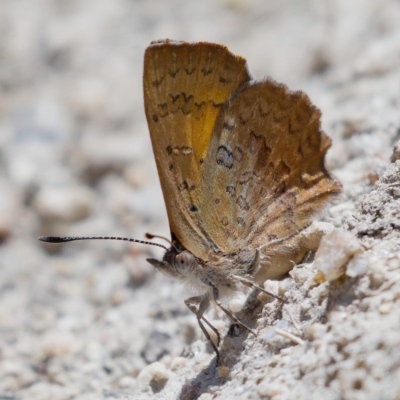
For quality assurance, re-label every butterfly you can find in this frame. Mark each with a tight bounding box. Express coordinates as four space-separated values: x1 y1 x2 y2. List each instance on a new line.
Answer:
40 39 341 363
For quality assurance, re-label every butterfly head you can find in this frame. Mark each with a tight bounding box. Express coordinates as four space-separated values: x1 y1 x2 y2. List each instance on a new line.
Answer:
146 238 202 282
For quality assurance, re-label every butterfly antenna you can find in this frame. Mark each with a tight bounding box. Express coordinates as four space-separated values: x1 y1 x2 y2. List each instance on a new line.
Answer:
38 235 169 251
145 233 178 251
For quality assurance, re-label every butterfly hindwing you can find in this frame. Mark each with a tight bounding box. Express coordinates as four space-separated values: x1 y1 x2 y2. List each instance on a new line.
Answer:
200 79 341 255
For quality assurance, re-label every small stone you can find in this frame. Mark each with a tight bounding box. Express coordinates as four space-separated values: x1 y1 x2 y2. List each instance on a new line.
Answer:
229 292 246 313
388 256 400 269
117 376 137 389
137 362 169 388
307 323 328 340
300 221 335 249
40 330 82 357
390 140 400 162
378 303 392 314
34 186 94 222
257 381 283 397
314 229 363 281
346 252 369 277
170 357 187 371
217 365 230 378
269 355 280 367
313 271 326 284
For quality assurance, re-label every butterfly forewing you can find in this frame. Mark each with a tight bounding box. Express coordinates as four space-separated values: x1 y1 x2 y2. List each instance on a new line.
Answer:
143 40 252 258
200 79 341 259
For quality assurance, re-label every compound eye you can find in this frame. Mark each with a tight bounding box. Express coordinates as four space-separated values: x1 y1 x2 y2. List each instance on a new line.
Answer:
175 251 194 275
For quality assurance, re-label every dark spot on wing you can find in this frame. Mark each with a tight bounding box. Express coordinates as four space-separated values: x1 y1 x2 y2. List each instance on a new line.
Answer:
216 146 233 169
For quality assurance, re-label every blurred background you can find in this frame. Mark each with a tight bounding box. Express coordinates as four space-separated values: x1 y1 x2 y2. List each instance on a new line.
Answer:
0 0 399 398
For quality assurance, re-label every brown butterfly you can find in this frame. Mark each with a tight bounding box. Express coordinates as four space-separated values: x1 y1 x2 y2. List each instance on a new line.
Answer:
40 39 341 363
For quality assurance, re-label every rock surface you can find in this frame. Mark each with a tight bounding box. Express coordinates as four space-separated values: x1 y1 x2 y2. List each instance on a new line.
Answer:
0 1 399 399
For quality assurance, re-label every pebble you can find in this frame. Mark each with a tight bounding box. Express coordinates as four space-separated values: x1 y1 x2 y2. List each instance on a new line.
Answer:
314 229 363 281
257 381 283 397
390 140 400 162
117 375 137 389
137 362 170 388
34 185 94 221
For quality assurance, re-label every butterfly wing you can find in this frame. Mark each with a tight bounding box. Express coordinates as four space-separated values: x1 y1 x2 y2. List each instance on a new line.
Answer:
200 79 341 265
143 40 252 259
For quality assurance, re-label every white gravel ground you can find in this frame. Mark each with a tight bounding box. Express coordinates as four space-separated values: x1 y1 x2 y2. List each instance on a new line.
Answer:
1 1 400 399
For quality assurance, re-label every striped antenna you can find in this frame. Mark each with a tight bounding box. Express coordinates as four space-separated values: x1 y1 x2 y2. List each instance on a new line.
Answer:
38 235 169 251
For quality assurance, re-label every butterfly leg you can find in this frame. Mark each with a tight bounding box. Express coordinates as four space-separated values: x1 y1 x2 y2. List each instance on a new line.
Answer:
210 285 257 336
184 295 221 362
233 275 287 303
